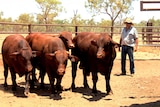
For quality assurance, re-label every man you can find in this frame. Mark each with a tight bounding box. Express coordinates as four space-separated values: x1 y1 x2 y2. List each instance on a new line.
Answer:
119 18 138 76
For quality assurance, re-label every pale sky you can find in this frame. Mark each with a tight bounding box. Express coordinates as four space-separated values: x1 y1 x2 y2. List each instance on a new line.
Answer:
0 0 160 23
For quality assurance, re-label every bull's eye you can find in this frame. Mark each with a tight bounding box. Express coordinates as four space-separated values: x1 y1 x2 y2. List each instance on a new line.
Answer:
20 56 26 62
64 60 67 65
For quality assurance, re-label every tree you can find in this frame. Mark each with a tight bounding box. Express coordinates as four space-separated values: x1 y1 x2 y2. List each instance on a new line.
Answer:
0 11 13 32
16 13 34 23
13 14 34 32
85 0 135 37
35 0 62 31
0 11 3 20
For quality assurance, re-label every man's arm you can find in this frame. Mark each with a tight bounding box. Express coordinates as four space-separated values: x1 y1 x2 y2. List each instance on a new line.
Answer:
134 38 138 52
119 37 122 51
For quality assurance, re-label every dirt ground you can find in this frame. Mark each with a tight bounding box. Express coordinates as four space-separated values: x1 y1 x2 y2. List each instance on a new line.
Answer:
0 47 160 107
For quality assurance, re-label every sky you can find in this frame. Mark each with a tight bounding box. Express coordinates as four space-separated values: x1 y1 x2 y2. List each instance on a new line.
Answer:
0 0 160 23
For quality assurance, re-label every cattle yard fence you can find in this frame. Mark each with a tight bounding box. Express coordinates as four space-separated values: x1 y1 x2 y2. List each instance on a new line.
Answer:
0 22 160 46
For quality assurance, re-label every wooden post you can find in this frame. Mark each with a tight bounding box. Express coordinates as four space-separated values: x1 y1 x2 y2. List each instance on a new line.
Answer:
146 21 153 44
142 28 145 44
75 25 78 36
28 24 32 34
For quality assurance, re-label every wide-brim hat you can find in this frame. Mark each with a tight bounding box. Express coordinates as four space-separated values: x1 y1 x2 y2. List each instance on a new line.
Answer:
124 18 133 25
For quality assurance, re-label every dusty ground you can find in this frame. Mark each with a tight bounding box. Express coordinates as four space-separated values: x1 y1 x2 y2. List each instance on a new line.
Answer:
0 46 160 107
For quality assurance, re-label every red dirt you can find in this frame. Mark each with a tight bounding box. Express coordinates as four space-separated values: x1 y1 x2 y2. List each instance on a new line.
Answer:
0 49 160 107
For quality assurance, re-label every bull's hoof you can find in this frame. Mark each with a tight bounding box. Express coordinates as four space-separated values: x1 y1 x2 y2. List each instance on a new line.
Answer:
71 84 76 92
4 83 8 88
4 84 8 90
71 83 75 89
84 84 89 89
92 89 97 93
40 83 45 89
51 90 57 95
56 85 63 92
12 86 17 91
107 90 113 95
24 91 30 97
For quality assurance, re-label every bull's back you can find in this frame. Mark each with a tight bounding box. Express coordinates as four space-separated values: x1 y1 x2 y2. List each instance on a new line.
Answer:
2 34 29 54
73 32 100 54
26 33 45 51
43 36 66 53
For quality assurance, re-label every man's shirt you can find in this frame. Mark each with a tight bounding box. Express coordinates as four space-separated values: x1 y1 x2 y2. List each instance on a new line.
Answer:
121 26 138 47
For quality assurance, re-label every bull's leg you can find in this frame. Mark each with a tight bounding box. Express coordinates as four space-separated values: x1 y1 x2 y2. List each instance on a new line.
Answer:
51 78 56 94
40 68 46 89
3 63 8 88
105 62 113 95
24 72 31 96
10 68 17 91
71 61 78 90
30 67 37 88
56 76 63 92
105 73 112 95
83 69 89 88
30 68 36 89
31 68 36 82
47 72 56 94
92 72 98 93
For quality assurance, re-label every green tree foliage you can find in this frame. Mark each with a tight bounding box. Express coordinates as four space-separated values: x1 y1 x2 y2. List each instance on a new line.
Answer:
85 0 134 37
0 11 14 32
36 0 62 24
13 14 35 33
15 13 34 23
35 0 62 32
0 11 3 20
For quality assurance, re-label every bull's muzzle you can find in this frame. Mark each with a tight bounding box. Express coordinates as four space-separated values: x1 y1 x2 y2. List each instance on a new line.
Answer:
27 64 33 72
97 48 105 59
68 43 75 48
57 68 65 75
97 52 105 59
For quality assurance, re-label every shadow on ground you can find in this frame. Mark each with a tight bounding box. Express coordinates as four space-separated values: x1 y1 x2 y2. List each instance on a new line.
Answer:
128 100 160 107
71 86 108 101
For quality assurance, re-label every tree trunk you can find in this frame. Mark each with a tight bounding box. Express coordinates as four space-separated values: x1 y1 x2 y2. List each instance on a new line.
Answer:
110 20 114 38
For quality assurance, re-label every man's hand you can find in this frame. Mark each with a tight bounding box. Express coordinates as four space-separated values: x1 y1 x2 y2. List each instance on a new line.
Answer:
134 46 138 52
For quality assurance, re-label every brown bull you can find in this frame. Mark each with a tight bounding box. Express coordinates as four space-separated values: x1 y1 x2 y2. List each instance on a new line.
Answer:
2 34 36 96
26 34 75 94
71 32 120 95
26 32 74 88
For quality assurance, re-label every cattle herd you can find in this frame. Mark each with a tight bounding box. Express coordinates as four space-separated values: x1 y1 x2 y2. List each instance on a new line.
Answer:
1 31 120 97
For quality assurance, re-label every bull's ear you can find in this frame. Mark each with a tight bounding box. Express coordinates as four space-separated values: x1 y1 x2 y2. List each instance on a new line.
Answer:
32 51 41 57
68 55 79 62
111 40 121 48
66 51 79 62
9 52 20 60
45 51 57 60
91 40 97 46
59 34 67 41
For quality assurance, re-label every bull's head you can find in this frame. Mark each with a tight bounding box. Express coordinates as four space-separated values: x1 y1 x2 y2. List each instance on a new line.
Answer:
45 50 78 75
9 47 33 72
90 33 120 59
45 50 69 75
59 31 75 49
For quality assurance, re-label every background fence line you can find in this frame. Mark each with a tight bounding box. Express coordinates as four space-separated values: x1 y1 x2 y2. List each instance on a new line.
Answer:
0 22 160 46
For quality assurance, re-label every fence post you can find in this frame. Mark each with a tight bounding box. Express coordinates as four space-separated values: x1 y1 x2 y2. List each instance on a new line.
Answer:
146 21 153 44
142 28 145 44
28 24 32 34
75 25 78 36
